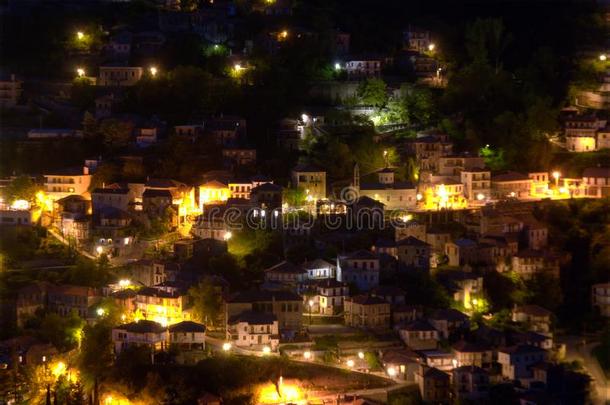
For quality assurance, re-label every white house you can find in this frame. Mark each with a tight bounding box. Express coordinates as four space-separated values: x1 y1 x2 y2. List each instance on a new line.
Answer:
226 311 280 351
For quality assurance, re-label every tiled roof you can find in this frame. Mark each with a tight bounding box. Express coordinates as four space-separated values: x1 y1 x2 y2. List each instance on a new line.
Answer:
169 321 206 333
228 310 277 325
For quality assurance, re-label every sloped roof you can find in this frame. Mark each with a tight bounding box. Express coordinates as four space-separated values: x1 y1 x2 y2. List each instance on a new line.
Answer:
348 294 388 305
228 310 277 325
169 321 206 333
514 304 552 317
117 320 166 334
265 261 306 274
402 319 437 332
397 236 430 247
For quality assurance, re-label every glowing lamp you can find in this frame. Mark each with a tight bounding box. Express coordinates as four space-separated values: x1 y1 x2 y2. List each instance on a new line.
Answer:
10 199 30 210
358 351 364 359
222 342 232 351
600 54 607 61
263 346 271 354
76 68 85 77
303 351 312 360
387 366 397 377
149 66 158 77
476 193 485 201
96 308 105 316
77 31 84 40
334 62 341 70
428 43 435 51
223 231 233 241
416 193 423 201
346 359 355 368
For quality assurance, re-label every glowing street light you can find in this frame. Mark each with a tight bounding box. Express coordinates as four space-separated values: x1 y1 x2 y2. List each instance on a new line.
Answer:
301 113 309 123
262 346 271 354
234 64 243 72
96 308 105 317
279 30 288 40
346 359 355 368
76 68 85 77
600 54 607 62
416 193 423 201
303 351 312 360
334 62 341 71
149 66 158 77
428 43 436 52
51 361 67 378
222 342 232 351
118 279 131 288
95 246 103 255
476 193 485 201
223 231 233 241
387 366 397 377
77 31 84 40
552 171 561 187
358 351 364 359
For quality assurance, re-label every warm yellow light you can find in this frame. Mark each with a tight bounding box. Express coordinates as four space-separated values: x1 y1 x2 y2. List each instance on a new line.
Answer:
476 193 485 201
234 64 242 71
51 361 66 378
308 299 314 307
263 346 271 354
120 314 126 321
222 342 232 351
96 308 105 316
76 68 85 77
559 187 567 194
10 199 30 210
416 193 422 201
223 231 232 241
279 30 288 40
600 54 607 61
118 279 131 288
77 31 84 40
387 366 397 377
552 171 560 180
509 192 516 198
401 214 412 222
346 359 355 367
358 351 364 359
96 246 103 255
303 351 311 360
149 66 157 77
257 381 303 404
428 43 435 51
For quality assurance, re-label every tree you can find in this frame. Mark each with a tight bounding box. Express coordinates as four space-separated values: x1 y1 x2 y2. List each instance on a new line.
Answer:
189 279 223 327
99 119 133 149
357 78 388 108
2 176 41 203
465 18 511 73
78 322 113 405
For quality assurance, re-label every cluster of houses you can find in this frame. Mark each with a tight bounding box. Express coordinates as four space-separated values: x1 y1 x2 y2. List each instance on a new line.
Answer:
561 108 610 153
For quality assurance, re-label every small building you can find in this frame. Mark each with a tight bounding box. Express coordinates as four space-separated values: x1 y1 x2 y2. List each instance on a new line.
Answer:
511 250 560 280
396 236 431 270
428 308 469 340
302 258 336 279
47 284 101 318
416 366 451 404
314 279 349 315
452 340 493 368
498 345 547 382
582 167 610 198
491 171 532 199
0 73 22 107
250 182 283 209
592 283 610 317
461 168 491 202
398 319 439 350
98 65 143 87
199 180 231 209
112 320 168 355
227 311 280 351
512 305 553 334
345 57 383 79
135 286 190 326
381 348 421 381
445 238 477 267
264 261 307 286
336 250 380 291
44 167 92 201
168 321 206 351
344 294 391 330
452 365 490 402
222 148 256 167
291 163 326 200
357 167 417 210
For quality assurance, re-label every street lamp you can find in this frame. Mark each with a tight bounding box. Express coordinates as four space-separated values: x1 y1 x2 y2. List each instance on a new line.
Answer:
96 308 105 317
223 231 232 241
428 43 435 52
600 54 607 62
387 367 397 377
334 62 341 71
303 351 312 360
358 351 364 359
76 68 85 77
346 359 355 368
222 342 232 351
95 245 103 255
476 193 485 201
77 31 84 40
149 66 158 77
262 346 271 355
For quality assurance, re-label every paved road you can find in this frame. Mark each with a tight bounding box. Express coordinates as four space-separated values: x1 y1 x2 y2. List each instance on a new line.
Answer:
558 335 609 405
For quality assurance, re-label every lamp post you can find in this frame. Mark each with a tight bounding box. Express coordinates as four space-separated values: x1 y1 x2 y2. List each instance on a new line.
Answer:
552 171 560 188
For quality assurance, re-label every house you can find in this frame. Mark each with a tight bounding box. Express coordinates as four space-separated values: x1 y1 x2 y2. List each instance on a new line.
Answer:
428 308 469 340
419 349 457 372
168 321 206 351
392 304 423 326
498 345 547 382
227 179 254 200
98 65 143 86
345 57 382 79
564 115 606 152
452 340 493 368
106 31 132 57
356 166 417 210
396 236 431 270
373 238 398 258
302 258 336 279
0 204 35 226
344 294 391 330
452 365 490 402
191 204 232 241
491 171 533 199
291 163 326 200
224 290 302 338
438 155 485 177
92 188 131 214
582 167 610 197
44 167 92 201
381 348 421 381
222 148 256 167
512 305 553 334
592 283 610 317
199 180 231 209
47 284 101 319
350 196 385 230
131 259 180 286
135 286 190 326
16 282 50 327
461 168 491 202
416 366 451 404
406 134 453 173
403 27 432 53
445 239 477 267
336 250 380 291
264 261 307 287
251 182 283 209
314 279 349 315
0 73 22 107
398 320 439 350
438 271 484 309
511 250 560 280
227 311 280 351
112 320 168 354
